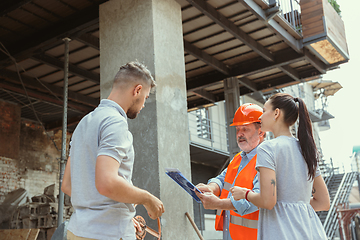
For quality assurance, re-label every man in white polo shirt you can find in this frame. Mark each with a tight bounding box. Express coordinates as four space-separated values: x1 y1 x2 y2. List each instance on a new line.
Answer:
61 61 164 240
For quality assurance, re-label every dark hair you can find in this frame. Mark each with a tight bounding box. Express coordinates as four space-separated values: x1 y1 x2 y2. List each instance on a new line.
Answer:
113 61 156 89
269 93 318 180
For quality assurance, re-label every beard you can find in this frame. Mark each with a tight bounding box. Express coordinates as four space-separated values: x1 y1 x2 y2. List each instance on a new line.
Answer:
237 136 260 153
126 109 138 119
127 98 141 119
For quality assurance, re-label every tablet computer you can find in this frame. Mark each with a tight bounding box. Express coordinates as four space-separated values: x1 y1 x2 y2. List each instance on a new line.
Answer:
165 168 202 203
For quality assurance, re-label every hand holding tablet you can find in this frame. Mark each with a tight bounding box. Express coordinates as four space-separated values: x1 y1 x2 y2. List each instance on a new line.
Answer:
165 168 203 203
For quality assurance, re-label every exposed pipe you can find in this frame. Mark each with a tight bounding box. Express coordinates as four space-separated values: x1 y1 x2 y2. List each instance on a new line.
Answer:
58 37 71 227
185 212 205 240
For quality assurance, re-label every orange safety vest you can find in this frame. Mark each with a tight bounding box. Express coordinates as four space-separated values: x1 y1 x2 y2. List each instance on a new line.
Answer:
215 152 259 240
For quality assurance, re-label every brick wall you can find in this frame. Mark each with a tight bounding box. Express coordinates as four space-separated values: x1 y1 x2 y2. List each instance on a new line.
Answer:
0 100 72 204
0 157 25 203
23 170 58 200
0 101 21 159
0 157 58 203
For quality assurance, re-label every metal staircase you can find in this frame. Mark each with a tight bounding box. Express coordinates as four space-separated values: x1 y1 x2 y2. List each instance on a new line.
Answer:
317 171 359 239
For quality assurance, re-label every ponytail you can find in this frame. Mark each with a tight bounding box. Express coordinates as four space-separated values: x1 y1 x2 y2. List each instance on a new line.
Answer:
269 93 318 180
296 98 318 180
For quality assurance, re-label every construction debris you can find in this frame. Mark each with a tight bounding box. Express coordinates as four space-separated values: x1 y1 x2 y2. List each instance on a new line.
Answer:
0 184 72 240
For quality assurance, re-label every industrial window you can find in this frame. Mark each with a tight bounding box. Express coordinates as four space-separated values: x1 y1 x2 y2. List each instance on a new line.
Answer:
196 108 211 140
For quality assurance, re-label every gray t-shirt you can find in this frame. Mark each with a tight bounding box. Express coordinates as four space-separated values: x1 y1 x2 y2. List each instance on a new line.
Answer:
67 99 136 240
255 136 327 240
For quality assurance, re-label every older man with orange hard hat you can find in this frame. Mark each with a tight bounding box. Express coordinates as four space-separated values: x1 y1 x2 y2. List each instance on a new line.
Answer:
196 103 265 240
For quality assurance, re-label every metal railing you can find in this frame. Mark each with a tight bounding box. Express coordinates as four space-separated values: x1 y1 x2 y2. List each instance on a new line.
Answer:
316 153 359 239
188 111 229 154
321 172 359 239
265 0 302 33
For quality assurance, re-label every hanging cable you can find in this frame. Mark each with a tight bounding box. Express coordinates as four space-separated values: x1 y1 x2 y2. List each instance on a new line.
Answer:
0 41 61 151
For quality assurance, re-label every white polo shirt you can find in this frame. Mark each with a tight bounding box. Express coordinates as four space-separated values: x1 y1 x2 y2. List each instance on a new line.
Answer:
68 99 136 240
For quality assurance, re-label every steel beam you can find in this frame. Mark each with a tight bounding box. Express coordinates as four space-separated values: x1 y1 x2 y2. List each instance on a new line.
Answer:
0 80 92 113
224 77 240 159
45 115 84 131
184 40 230 75
76 33 100 50
278 65 301 82
237 77 257 92
0 0 32 17
0 3 106 66
192 89 216 103
187 48 304 92
32 54 100 84
185 0 274 62
304 48 327 74
0 69 99 107
187 68 321 108
237 0 302 53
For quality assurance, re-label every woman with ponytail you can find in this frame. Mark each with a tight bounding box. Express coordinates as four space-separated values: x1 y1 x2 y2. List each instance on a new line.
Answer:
230 93 330 239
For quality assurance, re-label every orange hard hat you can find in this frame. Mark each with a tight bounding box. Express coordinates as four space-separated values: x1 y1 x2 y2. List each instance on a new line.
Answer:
230 103 262 126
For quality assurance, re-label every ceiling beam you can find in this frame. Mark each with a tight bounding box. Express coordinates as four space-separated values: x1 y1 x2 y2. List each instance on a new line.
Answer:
185 0 274 62
187 68 321 108
237 77 257 92
237 0 302 53
45 115 84 131
32 54 100 84
278 65 301 82
184 40 230 75
304 48 327 74
256 68 321 90
0 0 32 17
187 48 304 92
192 89 216 102
0 80 92 113
0 69 99 107
0 3 105 67
76 33 100 50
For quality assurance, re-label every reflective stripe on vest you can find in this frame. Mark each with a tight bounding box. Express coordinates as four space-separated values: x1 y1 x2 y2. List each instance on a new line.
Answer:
223 182 232 191
228 154 259 239
215 153 242 231
230 215 258 229
214 152 259 240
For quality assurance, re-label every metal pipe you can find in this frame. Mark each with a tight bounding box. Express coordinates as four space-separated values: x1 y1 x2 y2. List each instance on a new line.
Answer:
58 37 71 227
185 212 205 240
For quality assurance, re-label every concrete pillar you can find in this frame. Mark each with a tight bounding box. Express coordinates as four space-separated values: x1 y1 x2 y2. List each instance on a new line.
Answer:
99 0 197 239
224 77 240 160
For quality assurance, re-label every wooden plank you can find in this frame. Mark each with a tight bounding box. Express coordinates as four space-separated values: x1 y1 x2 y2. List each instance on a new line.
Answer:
303 25 325 38
0 229 39 240
301 2 323 13
28 229 40 240
301 8 323 21
301 0 323 12
303 19 324 31
300 0 322 5
310 39 345 64
301 15 322 26
301 4 322 15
